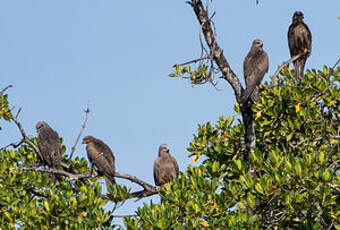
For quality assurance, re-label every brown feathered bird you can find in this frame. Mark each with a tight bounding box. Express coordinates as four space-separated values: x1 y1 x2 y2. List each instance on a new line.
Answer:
82 136 116 186
36 121 62 170
241 39 269 103
288 11 312 80
153 144 179 186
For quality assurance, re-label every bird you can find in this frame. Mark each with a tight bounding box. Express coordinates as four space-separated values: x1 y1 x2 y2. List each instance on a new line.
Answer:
241 39 269 104
153 144 179 186
82 136 116 186
288 11 312 81
36 121 62 170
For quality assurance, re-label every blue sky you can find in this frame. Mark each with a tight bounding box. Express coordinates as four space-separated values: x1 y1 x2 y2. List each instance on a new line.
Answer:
1 0 339 223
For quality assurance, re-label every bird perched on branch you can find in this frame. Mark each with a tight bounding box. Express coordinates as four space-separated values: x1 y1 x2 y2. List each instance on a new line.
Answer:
82 136 116 186
153 144 179 186
241 39 269 104
288 11 312 80
36 121 62 170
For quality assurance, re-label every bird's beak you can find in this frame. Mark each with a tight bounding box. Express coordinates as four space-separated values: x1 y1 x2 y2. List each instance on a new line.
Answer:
81 140 85 144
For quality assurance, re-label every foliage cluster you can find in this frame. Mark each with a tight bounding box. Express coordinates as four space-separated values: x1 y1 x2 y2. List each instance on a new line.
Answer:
0 66 339 229
126 67 340 229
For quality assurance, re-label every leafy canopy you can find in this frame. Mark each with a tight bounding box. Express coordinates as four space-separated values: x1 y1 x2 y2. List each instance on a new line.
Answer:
125 66 340 229
0 66 339 229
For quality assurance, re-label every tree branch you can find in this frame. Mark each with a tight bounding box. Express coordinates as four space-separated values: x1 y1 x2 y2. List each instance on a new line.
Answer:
188 0 255 166
173 56 209 67
11 109 44 162
332 57 340 69
0 139 24 151
68 102 90 160
0 85 13 98
21 166 158 199
270 52 306 86
112 214 137 218
262 83 321 93
188 0 243 101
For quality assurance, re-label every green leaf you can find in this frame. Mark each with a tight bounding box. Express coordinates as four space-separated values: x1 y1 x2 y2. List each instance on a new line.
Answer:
319 152 325 164
322 169 331 182
234 159 242 171
255 183 264 195
226 116 234 128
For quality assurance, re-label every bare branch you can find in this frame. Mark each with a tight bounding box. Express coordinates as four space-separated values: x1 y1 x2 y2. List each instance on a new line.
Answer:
173 56 209 67
21 166 159 200
189 0 243 101
262 83 321 93
332 57 340 69
11 110 44 161
112 214 137 218
270 52 306 86
22 166 87 180
0 139 24 151
115 172 156 193
0 85 13 98
68 102 90 160
188 0 255 166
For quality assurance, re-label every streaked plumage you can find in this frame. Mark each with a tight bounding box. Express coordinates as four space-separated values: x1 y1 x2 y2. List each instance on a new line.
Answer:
288 11 312 80
36 121 62 170
241 39 269 103
153 144 179 186
82 136 116 186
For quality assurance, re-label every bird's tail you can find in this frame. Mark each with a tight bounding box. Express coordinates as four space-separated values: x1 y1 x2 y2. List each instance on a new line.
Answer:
294 58 306 81
104 175 116 187
241 85 259 104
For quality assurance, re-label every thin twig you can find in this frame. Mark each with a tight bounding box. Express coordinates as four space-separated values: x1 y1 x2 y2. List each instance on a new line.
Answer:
262 83 321 93
270 52 305 86
0 139 24 151
112 214 137 218
0 85 13 98
11 110 44 161
332 57 340 69
68 102 90 160
173 56 209 67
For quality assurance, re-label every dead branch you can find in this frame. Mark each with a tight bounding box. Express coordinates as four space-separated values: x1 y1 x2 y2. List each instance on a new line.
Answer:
21 166 158 199
11 109 44 161
262 83 321 93
0 85 13 98
188 0 256 164
173 56 209 67
112 214 137 218
22 166 94 180
188 0 243 100
0 139 24 151
68 102 90 160
332 57 340 69
270 52 306 86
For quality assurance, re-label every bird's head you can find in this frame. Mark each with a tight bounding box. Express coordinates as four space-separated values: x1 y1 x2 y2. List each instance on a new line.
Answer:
293 11 304 23
252 39 263 49
158 144 170 157
36 121 48 133
82 136 95 144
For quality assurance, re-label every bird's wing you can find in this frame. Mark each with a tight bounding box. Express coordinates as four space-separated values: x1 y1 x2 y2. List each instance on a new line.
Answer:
37 135 51 165
153 158 161 186
91 147 115 176
300 23 312 54
170 156 179 177
93 140 115 168
243 53 253 79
